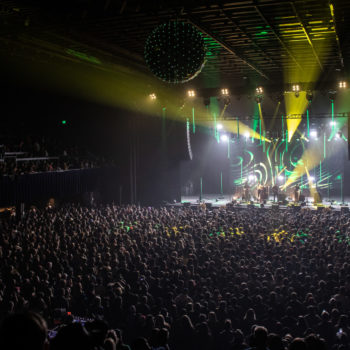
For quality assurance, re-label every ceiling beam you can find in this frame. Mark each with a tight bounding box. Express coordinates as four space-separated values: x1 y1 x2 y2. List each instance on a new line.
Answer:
329 1 344 69
186 14 270 80
254 5 304 72
290 2 324 71
219 7 281 71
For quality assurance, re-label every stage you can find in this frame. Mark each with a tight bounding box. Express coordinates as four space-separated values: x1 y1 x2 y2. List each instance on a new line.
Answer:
173 194 350 211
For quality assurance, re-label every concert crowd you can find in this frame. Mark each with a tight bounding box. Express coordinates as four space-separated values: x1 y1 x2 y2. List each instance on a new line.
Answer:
0 135 113 176
1 204 350 350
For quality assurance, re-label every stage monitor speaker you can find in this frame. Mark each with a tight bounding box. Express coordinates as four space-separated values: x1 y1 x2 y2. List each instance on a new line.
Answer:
341 206 349 213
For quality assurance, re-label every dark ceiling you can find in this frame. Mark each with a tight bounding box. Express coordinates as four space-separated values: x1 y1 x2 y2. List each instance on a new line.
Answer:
1 0 350 93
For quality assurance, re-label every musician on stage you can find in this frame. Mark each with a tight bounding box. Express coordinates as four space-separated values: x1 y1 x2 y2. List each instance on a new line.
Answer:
244 181 250 202
294 184 300 202
272 184 279 202
257 182 262 202
261 185 268 204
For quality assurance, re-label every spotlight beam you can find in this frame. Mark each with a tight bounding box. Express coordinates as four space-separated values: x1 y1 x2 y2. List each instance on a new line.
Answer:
258 102 265 133
187 15 270 80
305 167 317 200
285 92 309 142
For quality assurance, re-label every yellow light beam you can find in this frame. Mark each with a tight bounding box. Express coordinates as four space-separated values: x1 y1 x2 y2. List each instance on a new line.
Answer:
282 141 323 190
305 167 317 200
201 119 271 143
258 102 265 131
284 91 309 141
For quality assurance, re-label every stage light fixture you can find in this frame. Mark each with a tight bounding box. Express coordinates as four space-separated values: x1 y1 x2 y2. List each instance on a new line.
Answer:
187 90 196 97
217 123 223 130
276 93 284 103
221 88 229 95
292 84 300 98
278 175 284 181
310 130 317 138
244 132 250 139
256 86 263 94
339 81 347 89
149 93 157 100
292 84 300 92
328 90 337 101
309 176 315 182
306 90 313 102
336 131 342 139
220 134 229 142
223 96 231 106
330 121 337 126
255 96 263 104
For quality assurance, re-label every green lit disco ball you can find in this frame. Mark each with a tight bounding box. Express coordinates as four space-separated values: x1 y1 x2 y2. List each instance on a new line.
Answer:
144 21 206 83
